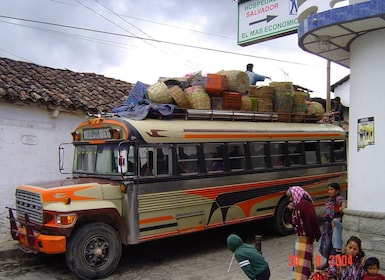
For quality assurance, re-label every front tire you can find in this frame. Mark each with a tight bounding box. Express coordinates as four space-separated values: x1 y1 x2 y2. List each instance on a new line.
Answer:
274 196 294 235
66 223 122 280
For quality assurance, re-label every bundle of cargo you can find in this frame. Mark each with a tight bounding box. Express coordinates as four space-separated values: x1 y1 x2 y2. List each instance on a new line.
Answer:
305 101 325 121
147 81 173 104
169 85 191 109
270 82 294 122
222 91 242 110
184 85 211 110
205 73 228 95
217 70 249 93
248 85 274 99
123 81 148 105
240 95 252 111
248 86 274 112
291 90 310 122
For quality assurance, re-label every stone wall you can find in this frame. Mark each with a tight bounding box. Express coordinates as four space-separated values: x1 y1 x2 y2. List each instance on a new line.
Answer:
343 208 385 273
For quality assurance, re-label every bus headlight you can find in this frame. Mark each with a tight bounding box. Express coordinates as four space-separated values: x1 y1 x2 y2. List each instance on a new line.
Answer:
56 214 77 226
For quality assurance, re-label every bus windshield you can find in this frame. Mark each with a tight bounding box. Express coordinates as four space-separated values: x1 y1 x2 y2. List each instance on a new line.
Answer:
73 144 135 176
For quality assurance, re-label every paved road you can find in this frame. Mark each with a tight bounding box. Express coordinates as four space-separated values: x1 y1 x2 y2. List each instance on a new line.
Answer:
0 219 306 280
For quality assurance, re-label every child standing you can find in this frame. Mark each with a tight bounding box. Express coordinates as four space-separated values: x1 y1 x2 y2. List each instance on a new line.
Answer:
364 257 385 280
318 182 345 269
328 236 365 280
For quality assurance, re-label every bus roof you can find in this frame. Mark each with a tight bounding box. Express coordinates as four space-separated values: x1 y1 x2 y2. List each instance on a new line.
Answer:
119 118 346 144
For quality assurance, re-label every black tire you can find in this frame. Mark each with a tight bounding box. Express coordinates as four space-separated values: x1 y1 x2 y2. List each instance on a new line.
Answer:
66 223 122 280
274 196 295 235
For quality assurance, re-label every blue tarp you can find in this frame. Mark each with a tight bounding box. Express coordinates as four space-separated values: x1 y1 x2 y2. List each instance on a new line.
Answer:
112 99 175 120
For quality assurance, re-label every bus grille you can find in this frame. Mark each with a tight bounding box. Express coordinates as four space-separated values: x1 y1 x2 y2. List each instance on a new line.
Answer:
15 189 43 225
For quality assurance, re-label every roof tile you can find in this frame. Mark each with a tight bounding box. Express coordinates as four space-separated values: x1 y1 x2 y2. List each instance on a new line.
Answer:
0 57 132 112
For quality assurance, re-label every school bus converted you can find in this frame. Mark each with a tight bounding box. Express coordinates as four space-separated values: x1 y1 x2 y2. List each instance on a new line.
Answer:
7 114 347 279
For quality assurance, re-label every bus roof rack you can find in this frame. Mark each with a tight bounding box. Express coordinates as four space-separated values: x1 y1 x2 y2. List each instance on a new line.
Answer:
87 111 119 118
185 109 279 121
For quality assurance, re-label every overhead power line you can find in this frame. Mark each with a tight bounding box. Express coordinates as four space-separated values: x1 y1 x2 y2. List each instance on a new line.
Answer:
0 15 320 67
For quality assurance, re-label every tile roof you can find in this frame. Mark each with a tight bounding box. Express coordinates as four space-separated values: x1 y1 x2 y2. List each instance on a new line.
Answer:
0 57 132 112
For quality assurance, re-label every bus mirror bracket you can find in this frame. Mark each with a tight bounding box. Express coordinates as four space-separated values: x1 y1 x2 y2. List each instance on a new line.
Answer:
59 143 73 174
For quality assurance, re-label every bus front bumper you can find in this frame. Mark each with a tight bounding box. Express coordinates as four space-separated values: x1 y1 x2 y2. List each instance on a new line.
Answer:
16 228 67 254
7 207 66 254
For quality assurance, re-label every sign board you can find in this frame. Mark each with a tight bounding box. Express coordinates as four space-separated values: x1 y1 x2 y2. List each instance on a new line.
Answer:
238 0 299 46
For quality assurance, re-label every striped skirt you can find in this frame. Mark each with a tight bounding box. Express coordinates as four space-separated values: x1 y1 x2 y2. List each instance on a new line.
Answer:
293 236 314 280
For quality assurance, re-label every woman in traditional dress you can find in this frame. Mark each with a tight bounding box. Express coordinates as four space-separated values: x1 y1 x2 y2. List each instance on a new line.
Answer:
286 186 321 280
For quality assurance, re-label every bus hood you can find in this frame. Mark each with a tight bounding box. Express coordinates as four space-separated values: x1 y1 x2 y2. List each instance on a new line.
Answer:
16 178 122 203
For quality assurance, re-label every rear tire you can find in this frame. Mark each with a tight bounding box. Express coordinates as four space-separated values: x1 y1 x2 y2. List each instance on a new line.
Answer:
66 223 122 280
274 196 295 235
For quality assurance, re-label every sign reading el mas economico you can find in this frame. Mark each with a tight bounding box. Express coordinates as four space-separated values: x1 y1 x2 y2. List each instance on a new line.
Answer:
238 0 299 46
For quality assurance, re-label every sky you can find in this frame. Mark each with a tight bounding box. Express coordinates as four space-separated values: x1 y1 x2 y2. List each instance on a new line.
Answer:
0 0 350 99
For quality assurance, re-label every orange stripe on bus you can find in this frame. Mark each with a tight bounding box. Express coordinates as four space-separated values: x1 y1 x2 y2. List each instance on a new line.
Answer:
185 173 343 200
237 193 279 216
139 215 174 225
184 133 341 139
19 185 99 202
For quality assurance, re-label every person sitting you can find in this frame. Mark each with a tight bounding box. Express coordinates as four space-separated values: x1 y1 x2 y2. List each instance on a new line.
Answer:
364 257 385 280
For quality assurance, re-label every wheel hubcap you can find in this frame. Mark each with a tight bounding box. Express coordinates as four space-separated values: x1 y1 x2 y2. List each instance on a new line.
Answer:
84 237 109 268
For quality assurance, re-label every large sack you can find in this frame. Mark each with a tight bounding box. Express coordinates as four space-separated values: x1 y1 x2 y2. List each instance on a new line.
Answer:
217 70 249 93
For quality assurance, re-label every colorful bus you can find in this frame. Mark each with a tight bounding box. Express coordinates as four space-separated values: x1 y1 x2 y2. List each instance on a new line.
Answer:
8 112 347 279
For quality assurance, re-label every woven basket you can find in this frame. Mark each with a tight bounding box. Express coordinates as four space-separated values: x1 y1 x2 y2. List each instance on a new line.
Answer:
257 99 273 112
273 91 294 113
185 86 211 109
306 101 325 121
249 86 275 100
306 101 325 115
217 70 249 93
169 85 191 108
147 82 173 104
190 93 211 109
240 95 252 111
269 81 294 91
292 91 309 113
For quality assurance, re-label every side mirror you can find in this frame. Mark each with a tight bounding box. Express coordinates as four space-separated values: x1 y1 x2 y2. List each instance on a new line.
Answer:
118 149 128 173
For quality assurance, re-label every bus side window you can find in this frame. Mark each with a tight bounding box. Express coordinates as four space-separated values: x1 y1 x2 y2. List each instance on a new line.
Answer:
250 142 266 169
204 143 225 172
139 148 154 176
332 140 345 162
177 146 198 174
304 141 317 164
270 142 285 167
288 142 302 166
156 148 169 175
228 143 245 170
320 141 331 163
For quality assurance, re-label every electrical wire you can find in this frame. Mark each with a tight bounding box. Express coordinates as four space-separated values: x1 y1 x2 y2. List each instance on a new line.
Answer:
0 15 321 67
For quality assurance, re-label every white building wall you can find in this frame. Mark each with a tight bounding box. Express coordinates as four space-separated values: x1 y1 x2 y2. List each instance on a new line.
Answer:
333 82 350 108
0 103 85 241
349 28 385 212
